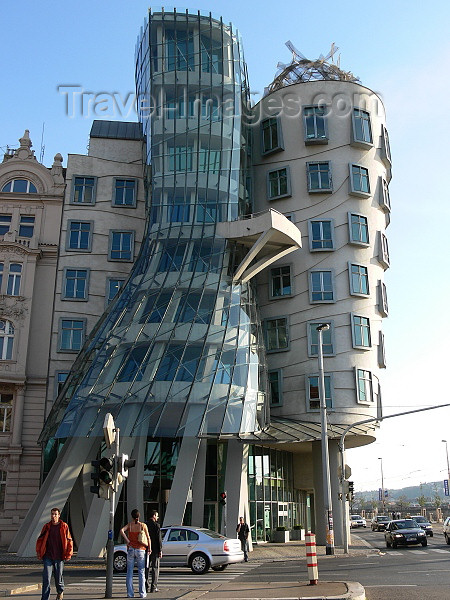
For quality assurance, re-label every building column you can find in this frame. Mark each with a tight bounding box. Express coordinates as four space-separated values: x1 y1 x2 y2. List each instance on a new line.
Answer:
223 441 251 548
191 439 207 527
312 439 342 546
11 385 25 447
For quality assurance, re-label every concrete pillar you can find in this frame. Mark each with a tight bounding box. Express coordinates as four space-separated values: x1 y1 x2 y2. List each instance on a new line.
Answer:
11 385 25 446
223 441 251 548
191 439 207 527
312 439 342 546
127 435 146 514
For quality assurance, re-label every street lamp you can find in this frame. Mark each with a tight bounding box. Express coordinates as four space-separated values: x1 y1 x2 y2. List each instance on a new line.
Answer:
442 440 450 487
316 323 334 555
378 457 385 515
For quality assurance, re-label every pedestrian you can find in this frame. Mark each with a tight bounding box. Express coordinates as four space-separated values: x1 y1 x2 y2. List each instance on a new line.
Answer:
120 509 151 598
36 507 73 600
145 510 163 593
236 516 250 562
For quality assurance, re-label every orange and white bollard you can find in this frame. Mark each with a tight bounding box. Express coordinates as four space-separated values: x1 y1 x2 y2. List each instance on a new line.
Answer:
305 532 318 585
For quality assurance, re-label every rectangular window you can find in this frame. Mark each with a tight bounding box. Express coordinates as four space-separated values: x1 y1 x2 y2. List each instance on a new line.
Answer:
0 393 13 432
352 108 373 146
55 372 69 396
303 106 328 144
349 213 369 245
308 322 334 356
157 242 186 272
140 291 173 323
63 268 89 300
379 232 390 268
0 215 12 235
349 263 369 296
380 179 391 212
378 281 389 316
310 270 334 302
114 179 137 207
67 221 92 251
261 117 282 154
308 374 332 410
168 146 193 171
381 125 392 166
356 368 373 403
118 345 151 382
72 176 96 204
270 265 292 298
265 317 289 352
378 330 386 368
267 167 290 199
109 231 134 261
268 370 282 406
106 278 125 304
350 164 370 196
175 291 215 325
155 344 203 382
19 215 35 237
196 201 224 223
307 162 332 192
200 35 223 74
309 220 334 250
352 314 371 348
7 263 22 296
198 149 221 174
165 28 195 72
189 241 221 274
60 319 85 351
167 195 190 222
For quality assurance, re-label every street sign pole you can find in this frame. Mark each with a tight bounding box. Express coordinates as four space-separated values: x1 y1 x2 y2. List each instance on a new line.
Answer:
105 417 118 599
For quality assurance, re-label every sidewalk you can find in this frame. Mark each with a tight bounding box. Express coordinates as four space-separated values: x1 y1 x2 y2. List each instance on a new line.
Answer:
0 536 374 599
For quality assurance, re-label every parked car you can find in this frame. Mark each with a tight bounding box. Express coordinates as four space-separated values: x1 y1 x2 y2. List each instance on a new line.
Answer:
114 525 244 574
443 516 450 544
371 515 390 531
384 519 427 548
410 515 433 536
350 515 366 528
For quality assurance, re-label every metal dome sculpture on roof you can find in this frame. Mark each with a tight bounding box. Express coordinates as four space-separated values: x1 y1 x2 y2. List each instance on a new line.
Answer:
264 42 359 95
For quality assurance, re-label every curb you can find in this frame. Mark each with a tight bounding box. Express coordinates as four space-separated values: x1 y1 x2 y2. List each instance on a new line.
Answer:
0 584 41 597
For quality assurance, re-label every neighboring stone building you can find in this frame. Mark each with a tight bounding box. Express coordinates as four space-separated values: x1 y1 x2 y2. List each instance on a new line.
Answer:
0 131 65 546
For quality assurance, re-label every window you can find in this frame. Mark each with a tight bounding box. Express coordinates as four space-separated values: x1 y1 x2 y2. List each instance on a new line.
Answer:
63 268 89 300
106 278 125 304
352 314 371 348
7 264 22 296
378 281 389 317
165 28 195 72
352 108 373 146
265 317 289 352
2 179 37 193
118 345 151 382
155 344 204 382
109 231 134 261
356 368 374 403
379 179 391 212
167 195 190 222
210 349 234 385
349 213 369 245
189 241 221 274
67 221 92 251
381 125 392 166
196 200 224 223
198 148 221 174
168 146 193 171
55 372 69 396
261 117 283 154
349 263 369 296
307 162 332 192
268 370 282 406
0 321 14 360
270 266 292 298
0 215 11 235
72 176 96 204
267 167 290 199
175 292 215 325
307 322 334 356
0 393 13 432
19 215 35 237
114 179 137 207
309 220 334 250
378 331 386 368
310 270 334 302
158 242 186 272
59 319 85 351
307 374 332 410
303 106 328 144
140 291 173 323
200 35 223 74
349 164 370 196
378 232 390 268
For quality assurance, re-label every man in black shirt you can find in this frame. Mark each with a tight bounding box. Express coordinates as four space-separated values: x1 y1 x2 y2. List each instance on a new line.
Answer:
236 516 250 562
146 510 163 593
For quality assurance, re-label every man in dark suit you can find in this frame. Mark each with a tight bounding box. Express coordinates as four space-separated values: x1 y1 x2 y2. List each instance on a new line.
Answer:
146 510 163 593
236 516 250 562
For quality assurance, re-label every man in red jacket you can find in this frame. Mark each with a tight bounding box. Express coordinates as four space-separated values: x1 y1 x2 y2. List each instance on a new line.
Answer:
36 508 73 600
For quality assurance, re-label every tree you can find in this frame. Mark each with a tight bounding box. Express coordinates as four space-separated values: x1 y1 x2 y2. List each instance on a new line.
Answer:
417 494 427 508
397 494 409 515
434 494 442 509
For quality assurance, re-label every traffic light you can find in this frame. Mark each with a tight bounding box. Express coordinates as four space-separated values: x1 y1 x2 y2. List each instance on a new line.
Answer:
117 454 136 479
348 481 354 498
219 491 227 506
384 489 388 497
90 457 114 499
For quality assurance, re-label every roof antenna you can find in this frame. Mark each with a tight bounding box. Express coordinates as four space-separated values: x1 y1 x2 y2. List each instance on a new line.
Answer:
39 122 45 163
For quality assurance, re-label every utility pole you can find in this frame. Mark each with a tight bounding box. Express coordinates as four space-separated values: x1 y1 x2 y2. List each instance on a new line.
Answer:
378 457 385 514
103 414 117 599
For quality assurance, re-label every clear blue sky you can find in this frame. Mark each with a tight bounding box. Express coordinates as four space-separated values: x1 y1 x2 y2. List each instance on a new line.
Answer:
3 1 450 494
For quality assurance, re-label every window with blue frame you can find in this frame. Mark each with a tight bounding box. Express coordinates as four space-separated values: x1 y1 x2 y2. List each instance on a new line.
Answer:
19 215 35 237
0 215 12 235
349 213 369 245
109 231 134 261
270 266 292 298
63 268 89 300
2 179 37 193
106 278 125 304
68 221 92 250
114 179 137 207
307 162 332 192
310 270 334 302
349 264 369 295
265 317 289 351
72 176 96 204
268 370 282 406
308 374 332 410
352 315 371 348
308 322 334 356
261 117 282 154
60 319 85 351
352 108 373 145
7 264 22 296
303 106 328 143
350 164 370 195
356 368 373 403
309 220 334 250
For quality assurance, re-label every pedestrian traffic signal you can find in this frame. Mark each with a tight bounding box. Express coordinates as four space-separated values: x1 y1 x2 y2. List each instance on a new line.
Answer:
117 453 136 479
348 481 354 498
90 457 114 499
219 491 227 506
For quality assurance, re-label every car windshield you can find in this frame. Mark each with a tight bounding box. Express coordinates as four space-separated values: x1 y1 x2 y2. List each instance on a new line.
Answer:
396 520 417 529
198 528 225 539
413 517 427 523
351 516 362 520
377 517 389 522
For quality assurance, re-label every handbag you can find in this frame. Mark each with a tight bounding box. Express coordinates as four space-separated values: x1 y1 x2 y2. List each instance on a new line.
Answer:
137 524 148 547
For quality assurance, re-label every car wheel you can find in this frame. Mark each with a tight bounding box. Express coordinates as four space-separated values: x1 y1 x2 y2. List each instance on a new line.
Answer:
446 533 450 545
392 541 398 548
113 551 127 573
189 553 210 575
386 540 391 548
212 564 228 571
421 540 427 547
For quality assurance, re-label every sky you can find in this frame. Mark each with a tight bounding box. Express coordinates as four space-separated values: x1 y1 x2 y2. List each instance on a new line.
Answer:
3 0 450 495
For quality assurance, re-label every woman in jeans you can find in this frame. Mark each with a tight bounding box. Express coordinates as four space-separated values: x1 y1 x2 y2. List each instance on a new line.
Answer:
120 509 151 598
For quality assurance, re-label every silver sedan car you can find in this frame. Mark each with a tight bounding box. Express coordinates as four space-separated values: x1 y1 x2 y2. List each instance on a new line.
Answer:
114 525 244 574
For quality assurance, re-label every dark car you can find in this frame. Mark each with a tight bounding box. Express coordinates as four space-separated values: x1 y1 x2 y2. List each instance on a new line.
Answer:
410 515 433 536
371 515 390 531
384 519 427 548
